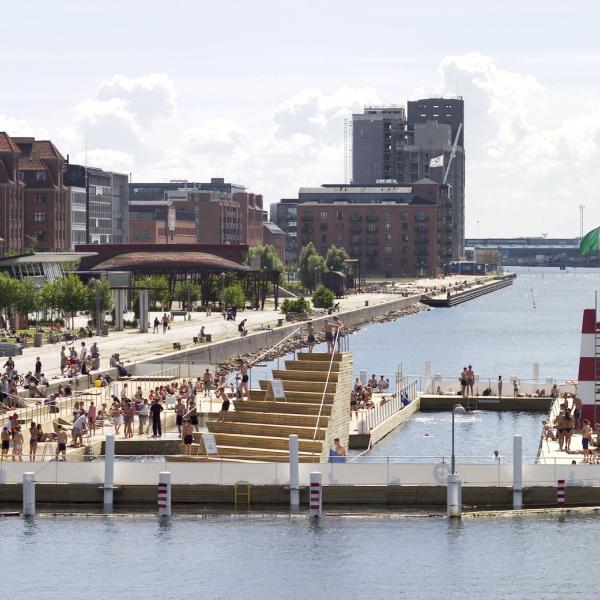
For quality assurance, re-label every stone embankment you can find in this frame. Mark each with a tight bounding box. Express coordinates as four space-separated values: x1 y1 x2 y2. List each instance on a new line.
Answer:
215 302 427 376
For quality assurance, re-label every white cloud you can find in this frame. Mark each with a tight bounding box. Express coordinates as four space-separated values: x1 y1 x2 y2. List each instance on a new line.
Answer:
184 118 246 153
0 115 36 136
274 85 379 141
97 73 177 125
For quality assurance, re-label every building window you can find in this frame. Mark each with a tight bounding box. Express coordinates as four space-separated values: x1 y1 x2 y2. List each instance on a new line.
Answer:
367 223 377 233
36 171 46 182
415 211 429 222
384 246 393 255
384 234 392 242
351 234 361 244
34 194 47 204
401 211 408 221
384 223 392 230
351 211 361 222
321 234 327 243
337 211 343 221
384 211 391 220
320 211 328 220
33 211 46 223
335 222 343 231
336 234 343 244
320 223 328 231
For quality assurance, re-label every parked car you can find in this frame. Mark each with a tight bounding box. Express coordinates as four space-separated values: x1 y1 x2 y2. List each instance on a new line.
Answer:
0 341 23 357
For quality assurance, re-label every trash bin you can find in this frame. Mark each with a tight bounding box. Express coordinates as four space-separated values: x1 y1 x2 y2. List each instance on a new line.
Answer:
205 333 212 342
364 300 369 307
327 308 333 315
101 323 109 336
277 318 284 327
33 332 43 347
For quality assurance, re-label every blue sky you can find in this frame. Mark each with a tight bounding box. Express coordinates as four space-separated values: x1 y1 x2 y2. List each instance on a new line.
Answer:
2 0 600 237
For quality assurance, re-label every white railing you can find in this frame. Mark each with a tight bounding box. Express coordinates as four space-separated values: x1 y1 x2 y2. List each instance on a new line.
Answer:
364 379 419 431
2 455 600 487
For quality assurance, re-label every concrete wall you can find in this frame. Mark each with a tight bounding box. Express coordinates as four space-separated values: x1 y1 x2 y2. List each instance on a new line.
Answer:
139 295 421 369
369 396 421 446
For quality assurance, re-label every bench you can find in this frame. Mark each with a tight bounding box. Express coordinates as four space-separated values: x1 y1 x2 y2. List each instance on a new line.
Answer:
171 310 187 319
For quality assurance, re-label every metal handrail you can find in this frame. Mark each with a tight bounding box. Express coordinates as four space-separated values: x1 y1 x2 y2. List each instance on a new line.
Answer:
311 329 342 457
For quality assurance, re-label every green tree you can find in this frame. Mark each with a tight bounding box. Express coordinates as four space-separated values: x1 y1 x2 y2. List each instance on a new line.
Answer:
39 280 61 321
56 274 87 328
14 279 37 323
222 283 246 309
298 242 328 292
312 284 335 309
325 245 349 273
174 280 200 311
86 278 113 329
247 244 284 272
0 273 18 318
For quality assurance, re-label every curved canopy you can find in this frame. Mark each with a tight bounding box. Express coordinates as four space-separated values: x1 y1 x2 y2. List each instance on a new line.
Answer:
90 251 252 274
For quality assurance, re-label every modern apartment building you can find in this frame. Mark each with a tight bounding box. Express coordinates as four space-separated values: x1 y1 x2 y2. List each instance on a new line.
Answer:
270 199 298 264
352 98 465 258
64 165 130 247
131 178 264 246
295 182 447 278
128 200 197 243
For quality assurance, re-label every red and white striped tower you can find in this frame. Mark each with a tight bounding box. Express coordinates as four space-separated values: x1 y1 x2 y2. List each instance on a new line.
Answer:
577 305 600 424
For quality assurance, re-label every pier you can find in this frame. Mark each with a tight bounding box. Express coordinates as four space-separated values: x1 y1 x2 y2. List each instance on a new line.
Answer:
421 274 515 307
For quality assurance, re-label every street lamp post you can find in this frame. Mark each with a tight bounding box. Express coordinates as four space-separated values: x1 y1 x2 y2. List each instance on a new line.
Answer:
94 279 101 336
448 403 466 518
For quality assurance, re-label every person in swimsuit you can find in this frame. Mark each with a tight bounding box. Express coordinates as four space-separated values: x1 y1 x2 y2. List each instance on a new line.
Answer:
12 427 23 461
87 401 97 436
350 391 358 419
202 369 213 398
332 316 343 351
466 365 475 397
582 419 592 459
175 399 185 436
182 420 194 456
138 399 149 435
188 400 199 432
29 422 38 461
563 409 574 452
459 368 467 398
217 388 230 422
1 426 10 460
306 322 316 353
322 320 335 353
56 426 67 460
123 402 134 439
238 360 249 400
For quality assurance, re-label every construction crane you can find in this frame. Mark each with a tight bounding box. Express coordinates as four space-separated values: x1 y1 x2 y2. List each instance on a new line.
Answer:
443 122 463 185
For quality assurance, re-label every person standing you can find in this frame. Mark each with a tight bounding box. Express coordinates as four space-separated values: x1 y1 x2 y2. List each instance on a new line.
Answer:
56 426 67 461
497 375 503 398
162 314 169 334
582 419 592 460
513 379 519 398
202 368 213 398
332 316 344 351
238 360 249 399
182 419 194 456
79 341 88 365
216 387 230 422
150 398 163 437
174 398 185 436
459 368 467 398
306 322 316 353
188 400 199 432
34 357 42 379
29 422 38 462
1 426 10 460
466 365 475 397
322 320 334 353
12 427 24 461
87 401 97 436
60 346 68 376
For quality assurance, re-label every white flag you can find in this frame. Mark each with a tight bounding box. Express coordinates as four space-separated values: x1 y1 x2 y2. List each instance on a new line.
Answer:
429 155 444 168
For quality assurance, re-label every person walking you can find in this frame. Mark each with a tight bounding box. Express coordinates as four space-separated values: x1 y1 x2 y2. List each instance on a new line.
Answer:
150 398 163 437
153 317 160 334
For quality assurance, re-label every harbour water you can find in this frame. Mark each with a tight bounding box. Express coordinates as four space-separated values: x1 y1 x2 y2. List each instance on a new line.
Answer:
3 512 597 599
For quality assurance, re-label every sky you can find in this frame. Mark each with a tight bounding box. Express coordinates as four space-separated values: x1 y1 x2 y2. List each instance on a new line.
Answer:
1 0 600 238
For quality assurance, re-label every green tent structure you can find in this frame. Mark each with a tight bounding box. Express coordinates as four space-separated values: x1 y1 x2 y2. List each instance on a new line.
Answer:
579 226 600 256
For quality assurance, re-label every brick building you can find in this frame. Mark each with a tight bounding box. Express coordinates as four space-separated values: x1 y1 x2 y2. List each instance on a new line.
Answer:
128 200 197 243
295 182 445 278
0 133 23 256
262 221 286 263
15 136 70 252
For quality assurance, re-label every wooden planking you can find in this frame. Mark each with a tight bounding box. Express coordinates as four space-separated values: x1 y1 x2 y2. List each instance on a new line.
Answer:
207 420 326 440
233 401 333 416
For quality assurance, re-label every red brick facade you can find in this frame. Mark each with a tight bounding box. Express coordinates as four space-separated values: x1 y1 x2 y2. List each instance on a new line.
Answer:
297 202 439 278
0 133 23 256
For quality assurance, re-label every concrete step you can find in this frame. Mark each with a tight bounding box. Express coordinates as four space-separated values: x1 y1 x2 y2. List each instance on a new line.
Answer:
225 411 330 428
206 420 326 440
211 432 322 452
285 360 341 372
259 379 338 393
234 400 333 416
214 445 318 462
271 369 339 383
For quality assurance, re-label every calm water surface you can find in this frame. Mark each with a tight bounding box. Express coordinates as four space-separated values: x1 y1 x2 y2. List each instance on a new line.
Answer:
3 513 598 599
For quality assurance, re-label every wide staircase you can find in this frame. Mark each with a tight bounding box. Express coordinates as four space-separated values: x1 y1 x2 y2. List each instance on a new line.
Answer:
201 352 353 462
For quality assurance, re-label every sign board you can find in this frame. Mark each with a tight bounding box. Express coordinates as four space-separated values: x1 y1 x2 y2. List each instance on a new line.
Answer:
168 207 176 232
266 379 285 402
202 433 219 455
